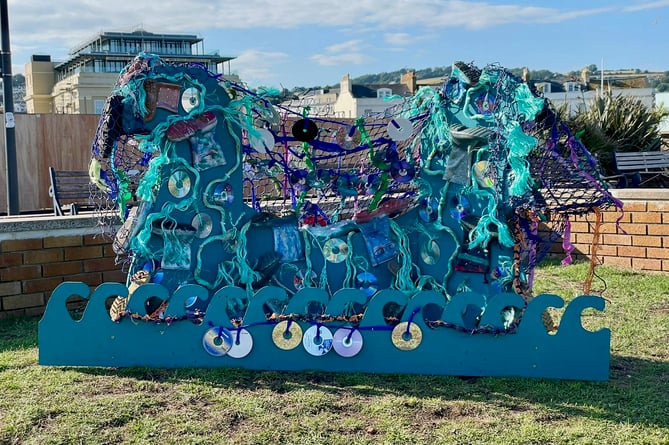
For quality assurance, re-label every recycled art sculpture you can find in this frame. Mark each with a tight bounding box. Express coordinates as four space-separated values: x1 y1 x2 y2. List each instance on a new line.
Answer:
39 54 620 380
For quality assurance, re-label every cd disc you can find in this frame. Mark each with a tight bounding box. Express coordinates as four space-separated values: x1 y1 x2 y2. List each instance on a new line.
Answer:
390 161 416 183
391 322 422 351
202 326 233 357
355 272 378 297
332 328 363 357
302 325 333 356
322 238 348 263
206 182 234 208
181 87 201 113
168 169 192 198
387 117 413 141
420 238 441 265
272 321 303 350
418 197 439 223
249 127 275 153
227 328 253 358
192 213 213 238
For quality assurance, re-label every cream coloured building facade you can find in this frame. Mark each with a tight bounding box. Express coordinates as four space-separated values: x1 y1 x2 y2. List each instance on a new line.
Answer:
24 29 235 114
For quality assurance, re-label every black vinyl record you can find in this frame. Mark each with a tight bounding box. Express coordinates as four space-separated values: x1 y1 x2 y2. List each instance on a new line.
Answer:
292 119 319 142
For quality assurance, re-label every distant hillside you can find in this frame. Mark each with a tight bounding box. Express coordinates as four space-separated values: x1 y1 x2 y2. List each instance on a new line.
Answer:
292 65 669 95
352 66 451 84
348 66 668 86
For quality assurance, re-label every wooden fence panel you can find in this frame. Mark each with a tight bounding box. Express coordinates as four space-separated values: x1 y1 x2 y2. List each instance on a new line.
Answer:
0 114 99 213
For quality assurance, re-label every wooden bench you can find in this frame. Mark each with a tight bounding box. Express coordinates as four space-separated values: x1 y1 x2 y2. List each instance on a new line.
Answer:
606 151 669 187
48 167 93 216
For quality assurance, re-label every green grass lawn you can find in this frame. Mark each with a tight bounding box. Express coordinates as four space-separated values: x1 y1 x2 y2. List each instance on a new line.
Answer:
1 260 668 445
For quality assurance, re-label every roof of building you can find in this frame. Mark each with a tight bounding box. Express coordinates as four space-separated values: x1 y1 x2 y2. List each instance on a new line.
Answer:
70 30 202 55
351 83 411 98
54 29 234 72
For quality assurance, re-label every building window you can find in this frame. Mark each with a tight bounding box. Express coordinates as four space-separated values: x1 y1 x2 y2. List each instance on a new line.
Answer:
377 88 392 99
94 100 105 114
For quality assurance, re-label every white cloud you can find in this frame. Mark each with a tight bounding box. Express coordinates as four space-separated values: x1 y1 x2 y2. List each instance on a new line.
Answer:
623 0 669 12
324 40 363 54
7 0 623 49
311 39 370 66
3 0 646 76
311 52 369 66
383 32 433 47
232 49 289 85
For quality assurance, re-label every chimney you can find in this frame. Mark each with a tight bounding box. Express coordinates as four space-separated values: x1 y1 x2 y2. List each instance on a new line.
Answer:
341 73 352 94
581 66 589 85
401 71 416 93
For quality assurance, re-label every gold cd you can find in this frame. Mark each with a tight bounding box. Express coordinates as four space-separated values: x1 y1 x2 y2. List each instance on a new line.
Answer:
391 322 422 351
322 238 349 263
272 320 303 350
168 169 191 198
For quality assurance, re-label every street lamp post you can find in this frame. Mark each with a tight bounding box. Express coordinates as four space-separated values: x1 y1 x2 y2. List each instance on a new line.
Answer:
1 0 17 215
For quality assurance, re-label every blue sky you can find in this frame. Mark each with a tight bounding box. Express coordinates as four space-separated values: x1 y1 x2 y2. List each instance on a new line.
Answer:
8 0 669 88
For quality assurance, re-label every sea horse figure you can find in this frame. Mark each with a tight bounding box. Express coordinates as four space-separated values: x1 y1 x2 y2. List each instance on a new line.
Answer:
90 54 619 326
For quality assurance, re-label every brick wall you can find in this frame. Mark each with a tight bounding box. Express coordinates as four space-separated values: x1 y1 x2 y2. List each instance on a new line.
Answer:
1 191 667 317
554 196 669 272
0 217 124 318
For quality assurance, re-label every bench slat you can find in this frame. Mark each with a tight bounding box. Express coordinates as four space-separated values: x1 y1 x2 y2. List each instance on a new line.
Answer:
615 151 669 172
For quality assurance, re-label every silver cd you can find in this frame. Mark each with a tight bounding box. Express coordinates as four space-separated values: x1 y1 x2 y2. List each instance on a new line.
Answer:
191 213 213 238
420 238 441 265
387 117 413 141
302 325 333 356
168 169 191 198
202 326 233 357
249 127 275 153
181 87 201 113
332 327 363 358
227 328 253 359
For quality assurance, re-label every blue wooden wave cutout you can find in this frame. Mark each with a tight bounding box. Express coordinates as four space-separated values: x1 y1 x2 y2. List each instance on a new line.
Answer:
39 281 610 381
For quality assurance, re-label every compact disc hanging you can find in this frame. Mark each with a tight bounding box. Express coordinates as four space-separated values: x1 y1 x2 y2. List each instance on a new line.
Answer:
205 182 234 208
302 325 333 356
322 238 349 263
168 169 192 198
191 213 213 238
391 322 422 351
249 127 275 153
332 327 363 357
181 87 201 113
227 328 253 359
202 326 233 357
387 117 413 141
420 237 441 265
390 160 416 183
272 320 303 350
355 272 378 297
418 197 439 223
